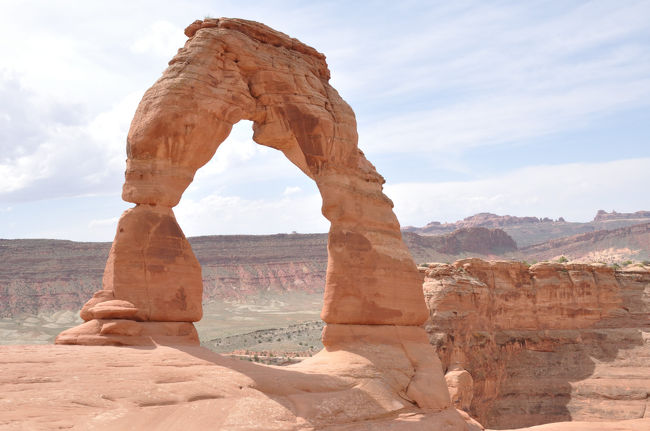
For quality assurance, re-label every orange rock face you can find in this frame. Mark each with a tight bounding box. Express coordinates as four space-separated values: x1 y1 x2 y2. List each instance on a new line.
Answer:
423 259 650 428
54 17 451 424
58 17 427 347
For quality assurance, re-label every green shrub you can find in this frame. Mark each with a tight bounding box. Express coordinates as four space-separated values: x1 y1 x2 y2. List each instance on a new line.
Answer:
557 256 569 263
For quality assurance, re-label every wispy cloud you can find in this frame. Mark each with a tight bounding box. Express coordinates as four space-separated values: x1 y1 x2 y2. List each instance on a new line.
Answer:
175 191 327 236
88 216 119 229
348 1 650 157
131 20 186 58
0 1 648 240
283 186 302 196
0 85 138 200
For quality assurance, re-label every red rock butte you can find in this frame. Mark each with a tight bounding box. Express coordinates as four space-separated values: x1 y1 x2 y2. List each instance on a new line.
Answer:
52 17 481 429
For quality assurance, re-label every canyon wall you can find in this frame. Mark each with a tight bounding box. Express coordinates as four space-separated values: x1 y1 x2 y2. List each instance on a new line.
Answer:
423 259 650 428
0 236 327 317
2 230 516 317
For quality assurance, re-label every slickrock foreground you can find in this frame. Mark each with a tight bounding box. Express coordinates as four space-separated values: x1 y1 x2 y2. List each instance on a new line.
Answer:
425 259 650 428
0 344 480 431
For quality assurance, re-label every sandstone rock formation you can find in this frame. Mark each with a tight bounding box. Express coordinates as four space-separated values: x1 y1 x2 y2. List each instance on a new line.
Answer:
52 17 475 429
423 259 650 428
57 17 427 347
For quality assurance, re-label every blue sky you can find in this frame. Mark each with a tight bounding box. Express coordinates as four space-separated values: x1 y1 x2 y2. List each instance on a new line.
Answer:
0 0 649 241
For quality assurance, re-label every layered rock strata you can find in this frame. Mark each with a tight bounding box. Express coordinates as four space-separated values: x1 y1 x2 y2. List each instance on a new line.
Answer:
423 259 650 428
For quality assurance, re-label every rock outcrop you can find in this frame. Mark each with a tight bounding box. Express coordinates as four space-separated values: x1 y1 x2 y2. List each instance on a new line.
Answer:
53 17 471 428
0 344 484 431
57 17 428 346
403 213 556 236
403 228 518 262
594 210 650 222
423 259 650 428
435 228 517 255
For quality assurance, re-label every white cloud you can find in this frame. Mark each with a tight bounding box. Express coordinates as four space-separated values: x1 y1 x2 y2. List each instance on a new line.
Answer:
88 216 119 229
0 88 136 199
337 1 650 157
191 121 262 180
131 21 186 58
360 75 650 155
0 1 648 241
385 158 650 226
175 191 327 236
283 186 302 196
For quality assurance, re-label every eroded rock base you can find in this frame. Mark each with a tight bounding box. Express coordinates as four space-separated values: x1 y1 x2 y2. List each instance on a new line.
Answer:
0 344 481 431
54 319 199 346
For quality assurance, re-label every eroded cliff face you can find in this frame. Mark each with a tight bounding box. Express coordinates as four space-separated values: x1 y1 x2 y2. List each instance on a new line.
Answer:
422 259 650 429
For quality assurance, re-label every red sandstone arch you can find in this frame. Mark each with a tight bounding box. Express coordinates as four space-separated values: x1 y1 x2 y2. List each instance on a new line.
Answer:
56 18 428 346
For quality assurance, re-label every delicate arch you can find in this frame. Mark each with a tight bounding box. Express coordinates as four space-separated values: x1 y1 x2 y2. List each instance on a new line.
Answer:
57 18 427 346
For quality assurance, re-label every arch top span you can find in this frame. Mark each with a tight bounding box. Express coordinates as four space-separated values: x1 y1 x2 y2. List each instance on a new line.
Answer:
123 18 366 207
57 18 428 348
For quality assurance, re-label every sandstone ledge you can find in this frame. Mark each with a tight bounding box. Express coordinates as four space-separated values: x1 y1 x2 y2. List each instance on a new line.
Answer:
0 344 481 431
3 344 647 430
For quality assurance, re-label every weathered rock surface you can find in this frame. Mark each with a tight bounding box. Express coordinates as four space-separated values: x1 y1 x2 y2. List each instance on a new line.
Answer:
125 17 427 326
48 16 462 428
0 344 481 430
58 16 428 347
423 259 650 428
492 419 650 431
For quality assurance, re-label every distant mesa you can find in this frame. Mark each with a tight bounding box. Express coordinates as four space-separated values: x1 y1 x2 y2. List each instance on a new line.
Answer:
404 210 650 250
404 227 517 256
404 212 565 235
405 210 650 235
594 209 650 222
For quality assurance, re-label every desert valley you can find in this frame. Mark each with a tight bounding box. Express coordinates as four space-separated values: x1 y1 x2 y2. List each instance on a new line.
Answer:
2 207 649 429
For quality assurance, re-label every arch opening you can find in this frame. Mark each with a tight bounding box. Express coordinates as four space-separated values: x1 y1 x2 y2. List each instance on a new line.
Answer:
175 120 326 237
